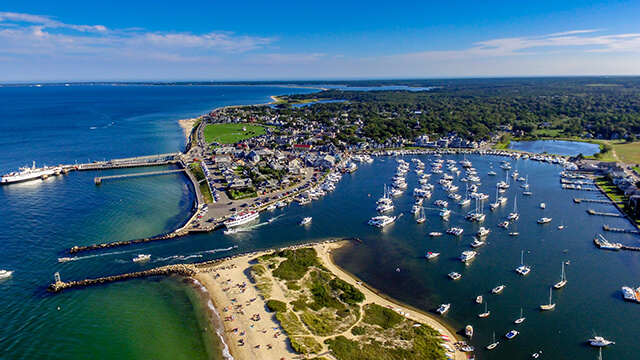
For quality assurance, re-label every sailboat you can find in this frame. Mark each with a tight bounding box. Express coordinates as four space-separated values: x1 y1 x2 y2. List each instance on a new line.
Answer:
507 196 519 220
514 307 525 324
521 175 530 189
486 331 499 350
416 207 426 223
509 219 520 236
554 262 567 289
490 187 500 211
478 302 490 317
558 220 565 230
515 250 531 275
540 287 556 310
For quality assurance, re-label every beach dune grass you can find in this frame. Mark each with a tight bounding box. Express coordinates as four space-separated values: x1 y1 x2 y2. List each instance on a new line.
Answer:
204 123 267 144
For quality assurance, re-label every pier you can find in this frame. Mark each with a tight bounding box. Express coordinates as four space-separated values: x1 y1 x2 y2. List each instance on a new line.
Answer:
76 153 181 171
603 224 640 234
573 197 615 204
561 184 600 191
95 169 186 185
587 209 623 217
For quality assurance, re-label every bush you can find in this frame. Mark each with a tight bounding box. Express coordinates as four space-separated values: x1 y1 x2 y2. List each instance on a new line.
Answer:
351 326 366 336
272 248 320 280
330 278 365 304
266 299 287 313
362 304 405 330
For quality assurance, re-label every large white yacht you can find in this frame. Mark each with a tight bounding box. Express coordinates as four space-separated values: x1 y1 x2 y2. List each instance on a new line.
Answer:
224 211 260 228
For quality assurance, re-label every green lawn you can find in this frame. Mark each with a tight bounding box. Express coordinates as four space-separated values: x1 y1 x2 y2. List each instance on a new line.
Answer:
204 123 267 144
611 141 640 165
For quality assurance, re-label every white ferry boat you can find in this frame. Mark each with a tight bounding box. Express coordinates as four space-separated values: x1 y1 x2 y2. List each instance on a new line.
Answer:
224 211 259 228
1 161 62 185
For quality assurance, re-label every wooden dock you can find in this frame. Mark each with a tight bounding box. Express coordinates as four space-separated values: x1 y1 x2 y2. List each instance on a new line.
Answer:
573 198 614 204
603 224 640 234
95 169 185 185
587 209 623 217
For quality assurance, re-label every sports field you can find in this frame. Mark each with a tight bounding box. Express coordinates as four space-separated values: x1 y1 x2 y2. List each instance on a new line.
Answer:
204 123 267 144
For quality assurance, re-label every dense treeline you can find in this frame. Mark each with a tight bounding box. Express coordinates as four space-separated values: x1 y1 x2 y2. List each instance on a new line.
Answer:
275 77 640 143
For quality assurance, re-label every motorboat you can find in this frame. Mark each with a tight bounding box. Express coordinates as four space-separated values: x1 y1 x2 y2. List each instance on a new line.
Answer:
465 325 473 339
460 250 477 263
476 295 483 304
470 237 485 248
425 252 440 259
439 208 451 217
436 303 450 314
300 217 312 225
429 232 443 237
499 220 510 228
448 272 462 280
0 270 13 279
266 204 277 211
505 330 519 340
447 227 464 236
589 335 615 347
622 286 637 301
537 217 552 224
477 227 490 237
540 203 546 209
133 254 151 262
492 285 506 294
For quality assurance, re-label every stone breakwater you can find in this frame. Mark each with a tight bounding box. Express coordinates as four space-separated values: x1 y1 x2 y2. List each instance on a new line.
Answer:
51 238 351 293
47 264 198 293
68 230 189 254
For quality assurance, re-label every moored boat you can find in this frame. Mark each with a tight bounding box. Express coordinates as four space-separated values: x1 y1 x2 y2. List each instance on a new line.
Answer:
448 272 461 280
540 287 556 310
300 217 312 225
436 303 450 314
505 330 519 340
465 325 473 339
492 285 506 294
426 252 440 259
589 335 615 347
0 270 14 279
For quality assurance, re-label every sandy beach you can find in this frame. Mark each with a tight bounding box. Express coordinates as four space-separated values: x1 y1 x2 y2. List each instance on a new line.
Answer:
178 118 198 141
195 241 467 360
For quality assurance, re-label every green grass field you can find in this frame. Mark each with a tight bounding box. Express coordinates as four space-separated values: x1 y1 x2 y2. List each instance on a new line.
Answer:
611 141 640 165
204 123 267 144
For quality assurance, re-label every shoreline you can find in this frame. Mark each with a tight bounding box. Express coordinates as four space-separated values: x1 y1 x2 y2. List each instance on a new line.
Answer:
193 240 467 360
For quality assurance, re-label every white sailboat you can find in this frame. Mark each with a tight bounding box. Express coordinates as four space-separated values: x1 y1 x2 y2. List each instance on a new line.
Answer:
479 302 490 318
486 331 499 350
515 250 531 275
540 287 556 311
554 262 567 289
507 196 519 220
416 207 426 223
514 307 525 324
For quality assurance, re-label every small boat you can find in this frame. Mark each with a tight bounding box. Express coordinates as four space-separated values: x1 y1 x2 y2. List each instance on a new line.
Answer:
300 217 312 225
537 217 552 224
514 307 525 324
425 252 440 260
448 272 461 280
589 335 615 347
470 237 485 248
436 303 450 314
460 250 477 263
622 286 636 301
58 257 74 263
447 227 464 236
492 285 506 294
487 171 497 176
499 220 510 228
540 202 546 209
476 295 483 304
554 262 567 289
429 232 442 237
532 351 542 358
540 287 556 310
479 302 490 318
224 228 239 235
523 191 533 196
133 254 151 262
439 208 451 217
465 325 473 339
0 270 13 279
505 330 519 340
515 250 531 275
476 227 490 237
268 218 275 223
486 332 499 350
266 204 277 211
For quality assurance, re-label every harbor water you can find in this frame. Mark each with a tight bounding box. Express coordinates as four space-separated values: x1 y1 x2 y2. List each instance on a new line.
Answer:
1 85 638 359
509 140 601 156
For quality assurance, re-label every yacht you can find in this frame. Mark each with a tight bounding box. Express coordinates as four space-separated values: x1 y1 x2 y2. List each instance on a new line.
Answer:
540 287 556 311
376 202 395 212
505 330 519 340
554 262 567 289
487 171 497 176
537 217 552 224
300 217 312 225
368 215 396 228
470 237 485 248
448 272 462 280
540 202 546 209
589 335 615 347
460 250 477 263
297 197 311 206
477 227 491 237
0 270 13 279
224 211 260 228
622 286 637 301
436 303 450 314
486 332 499 350
425 252 440 259
447 227 464 236
514 307 525 324
492 285 506 294
594 234 622 251
133 254 151 262
439 208 451 217
515 250 531 275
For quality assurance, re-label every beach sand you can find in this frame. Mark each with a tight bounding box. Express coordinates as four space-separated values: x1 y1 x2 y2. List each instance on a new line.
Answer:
178 118 198 141
195 241 466 360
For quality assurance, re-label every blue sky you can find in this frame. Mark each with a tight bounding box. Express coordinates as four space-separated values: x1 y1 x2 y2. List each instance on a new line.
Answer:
1 0 640 82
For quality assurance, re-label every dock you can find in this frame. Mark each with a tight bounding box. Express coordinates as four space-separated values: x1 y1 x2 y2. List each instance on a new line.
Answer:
95 169 185 185
593 236 640 252
562 184 600 191
573 198 615 204
77 153 181 171
603 224 640 234
587 209 623 217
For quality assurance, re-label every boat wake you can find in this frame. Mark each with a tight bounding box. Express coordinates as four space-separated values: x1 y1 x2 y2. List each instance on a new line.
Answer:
59 249 132 263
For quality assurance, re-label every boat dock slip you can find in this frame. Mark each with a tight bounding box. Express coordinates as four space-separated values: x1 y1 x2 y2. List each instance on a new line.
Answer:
47 264 198 292
94 169 186 185
561 184 600 191
593 236 640 252
573 198 616 204
603 225 640 234
587 209 623 217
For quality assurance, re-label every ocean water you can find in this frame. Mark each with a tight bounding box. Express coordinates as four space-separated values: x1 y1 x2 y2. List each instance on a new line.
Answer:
510 140 600 156
0 85 318 360
1 85 637 360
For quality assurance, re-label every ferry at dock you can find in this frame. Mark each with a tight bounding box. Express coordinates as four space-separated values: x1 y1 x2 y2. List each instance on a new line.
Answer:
224 211 259 228
1 161 63 185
